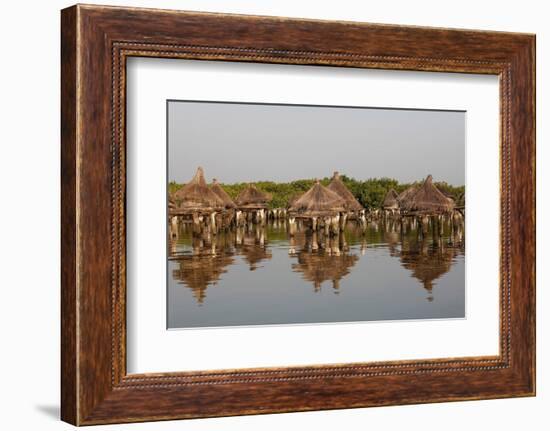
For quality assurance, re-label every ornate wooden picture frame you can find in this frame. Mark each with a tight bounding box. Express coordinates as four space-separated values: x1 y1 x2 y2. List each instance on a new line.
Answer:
61 4 535 425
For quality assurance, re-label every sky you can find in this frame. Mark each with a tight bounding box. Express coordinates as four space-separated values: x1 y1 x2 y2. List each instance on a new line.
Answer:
168 101 465 186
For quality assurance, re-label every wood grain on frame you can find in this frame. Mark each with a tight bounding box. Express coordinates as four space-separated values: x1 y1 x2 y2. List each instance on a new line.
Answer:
61 4 535 425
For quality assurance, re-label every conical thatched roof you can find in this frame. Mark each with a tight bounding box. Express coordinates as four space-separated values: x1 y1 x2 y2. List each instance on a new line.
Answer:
173 167 224 211
289 180 346 217
437 187 456 206
400 175 455 214
210 179 236 209
382 189 399 210
396 185 418 208
287 192 303 209
327 172 363 212
168 195 177 213
235 184 272 209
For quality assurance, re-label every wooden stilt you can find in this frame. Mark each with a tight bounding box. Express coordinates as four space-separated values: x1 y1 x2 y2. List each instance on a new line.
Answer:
288 216 296 237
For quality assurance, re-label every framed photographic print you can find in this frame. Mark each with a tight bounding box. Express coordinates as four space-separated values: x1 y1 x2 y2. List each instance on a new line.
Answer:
61 4 535 425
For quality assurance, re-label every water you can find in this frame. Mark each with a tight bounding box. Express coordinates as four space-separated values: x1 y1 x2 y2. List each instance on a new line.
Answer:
167 219 465 329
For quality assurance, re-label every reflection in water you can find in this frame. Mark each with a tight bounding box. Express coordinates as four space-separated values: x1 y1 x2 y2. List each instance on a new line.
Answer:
290 232 359 293
168 219 465 327
171 234 235 304
399 238 460 302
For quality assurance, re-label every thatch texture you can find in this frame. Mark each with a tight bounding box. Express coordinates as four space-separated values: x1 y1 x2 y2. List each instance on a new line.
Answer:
327 171 363 212
287 192 303 209
235 184 272 209
382 189 399 210
437 187 456 206
173 167 224 212
288 180 346 217
400 175 455 214
210 179 236 209
396 185 418 208
168 196 177 213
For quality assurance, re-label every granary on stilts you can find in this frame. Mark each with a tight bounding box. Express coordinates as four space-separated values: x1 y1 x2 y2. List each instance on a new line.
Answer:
210 178 236 228
401 175 455 215
455 192 465 217
327 171 364 226
382 188 399 214
396 185 418 210
170 166 225 235
288 180 346 236
234 184 272 226
399 175 458 238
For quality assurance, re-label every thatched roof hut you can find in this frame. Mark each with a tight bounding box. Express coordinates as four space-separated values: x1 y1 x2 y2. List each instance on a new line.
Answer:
400 175 455 214
327 171 363 212
289 180 346 217
382 189 399 210
173 167 224 212
287 192 303 209
168 196 177 213
396 185 418 209
210 179 236 209
437 187 456 207
235 184 272 209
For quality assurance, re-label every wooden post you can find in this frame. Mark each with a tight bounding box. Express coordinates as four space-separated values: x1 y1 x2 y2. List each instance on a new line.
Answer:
311 232 319 251
311 216 318 232
323 217 331 235
170 216 178 238
330 215 340 236
210 212 217 235
331 233 341 256
288 216 296 236
339 212 348 231
192 213 201 235
359 213 367 232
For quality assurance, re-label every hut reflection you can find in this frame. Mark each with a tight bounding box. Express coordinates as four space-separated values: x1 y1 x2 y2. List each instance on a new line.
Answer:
169 224 237 303
234 225 273 271
398 235 463 302
289 231 358 293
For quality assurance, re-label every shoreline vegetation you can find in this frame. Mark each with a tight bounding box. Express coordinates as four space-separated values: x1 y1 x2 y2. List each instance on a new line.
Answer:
169 175 465 210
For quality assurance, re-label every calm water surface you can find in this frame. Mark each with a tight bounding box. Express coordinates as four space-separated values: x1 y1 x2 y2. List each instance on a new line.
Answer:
168 220 465 328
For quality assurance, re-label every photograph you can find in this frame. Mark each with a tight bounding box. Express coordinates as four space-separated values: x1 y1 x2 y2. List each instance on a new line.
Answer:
167 101 466 329
47 2 536 426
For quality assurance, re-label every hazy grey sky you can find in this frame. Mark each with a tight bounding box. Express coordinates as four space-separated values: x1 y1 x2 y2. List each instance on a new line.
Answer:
168 101 465 186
